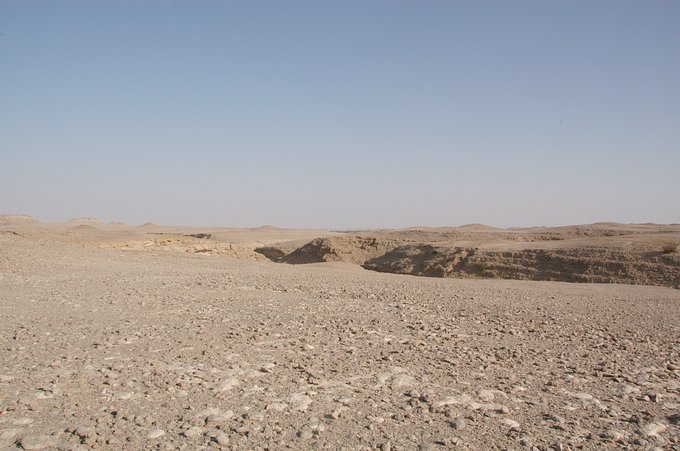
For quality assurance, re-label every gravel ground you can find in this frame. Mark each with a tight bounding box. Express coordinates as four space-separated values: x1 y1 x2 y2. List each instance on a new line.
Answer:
1 233 679 450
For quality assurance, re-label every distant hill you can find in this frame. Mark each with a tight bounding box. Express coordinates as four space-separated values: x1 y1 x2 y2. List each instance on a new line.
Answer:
0 214 38 224
67 217 103 226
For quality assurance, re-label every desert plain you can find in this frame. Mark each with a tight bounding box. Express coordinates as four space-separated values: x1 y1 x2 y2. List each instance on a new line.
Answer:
1 215 679 450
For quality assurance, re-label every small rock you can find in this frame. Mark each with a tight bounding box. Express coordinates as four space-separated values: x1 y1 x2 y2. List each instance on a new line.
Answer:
195 407 221 420
214 432 230 445
12 418 34 426
245 411 264 421
74 426 95 439
182 426 202 438
0 429 20 441
435 394 472 408
266 402 288 412
329 407 346 419
392 374 416 387
289 393 313 411
260 363 276 373
601 429 626 441
146 429 165 439
297 429 313 439
503 418 521 430
205 410 234 425
450 417 467 430
216 377 239 392
18 435 55 450
641 422 667 437
478 389 495 402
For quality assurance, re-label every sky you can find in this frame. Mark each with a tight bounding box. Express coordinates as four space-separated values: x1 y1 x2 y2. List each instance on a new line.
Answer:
1 1 679 229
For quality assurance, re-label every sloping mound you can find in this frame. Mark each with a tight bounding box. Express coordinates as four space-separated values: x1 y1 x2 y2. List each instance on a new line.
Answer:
69 224 99 232
67 217 103 225
283 238 346 264
280 236 397 265
136 222 159 229
0 214 38 224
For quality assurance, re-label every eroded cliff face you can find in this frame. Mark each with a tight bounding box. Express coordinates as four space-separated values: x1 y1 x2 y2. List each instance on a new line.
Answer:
257 231 680 288
363 245 680 288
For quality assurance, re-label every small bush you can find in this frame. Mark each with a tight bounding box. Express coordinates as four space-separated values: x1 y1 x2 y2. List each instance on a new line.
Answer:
662 243 678 254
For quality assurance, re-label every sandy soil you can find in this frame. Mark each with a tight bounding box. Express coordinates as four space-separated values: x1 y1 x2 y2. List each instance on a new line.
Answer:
1 219 679 449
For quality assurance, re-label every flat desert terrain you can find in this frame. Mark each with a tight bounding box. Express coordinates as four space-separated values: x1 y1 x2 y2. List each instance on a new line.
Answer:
1 217 679 450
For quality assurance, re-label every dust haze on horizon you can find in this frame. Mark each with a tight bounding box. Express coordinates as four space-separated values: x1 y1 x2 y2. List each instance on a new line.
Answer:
1 1 679 230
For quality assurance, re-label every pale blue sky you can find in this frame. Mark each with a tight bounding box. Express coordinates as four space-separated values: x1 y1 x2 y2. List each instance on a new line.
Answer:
1 1 678 228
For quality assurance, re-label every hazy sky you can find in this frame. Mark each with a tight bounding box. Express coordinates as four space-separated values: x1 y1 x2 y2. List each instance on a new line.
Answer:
1 1 679 228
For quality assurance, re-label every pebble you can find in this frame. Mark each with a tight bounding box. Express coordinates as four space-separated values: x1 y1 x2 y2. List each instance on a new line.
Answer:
266 402 288 412
260 363 276 373
503 418 521 430
571 392 594 401
74 426 95 438
289 393 313 411
18 435 55 450
478 389 496 402
206 410 234 425
12 418 34 426
245 411 265 421
182 426 202 438
450 417 467 430
392 374 417 387
146 429 165 439
216 377 240 391
601 429 626 441
640 422 667 437
0 429 20 441
214 432 230 445
297 429 314 439
436 394 472 408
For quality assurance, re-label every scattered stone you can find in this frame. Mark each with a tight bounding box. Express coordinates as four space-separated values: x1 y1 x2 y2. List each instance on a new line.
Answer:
570 392 594 401
450 417 467 430
74 426 95 439
146 429 165 439
640 422 667 437
215 377 240 392
289 393 313 411
18 435 55 450
260 363 276 373
436 394 472 408
0 429 20 442
214 432 230 445
502 418 521 430
392 374 417 387
266 402 288 412
182 426 202 438
297 429 313 439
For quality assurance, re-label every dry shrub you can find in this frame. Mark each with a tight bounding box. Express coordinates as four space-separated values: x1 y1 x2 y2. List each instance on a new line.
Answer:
661 242 678 254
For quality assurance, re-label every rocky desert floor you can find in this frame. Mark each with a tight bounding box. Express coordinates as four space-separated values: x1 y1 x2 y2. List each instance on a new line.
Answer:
1 218 679 450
